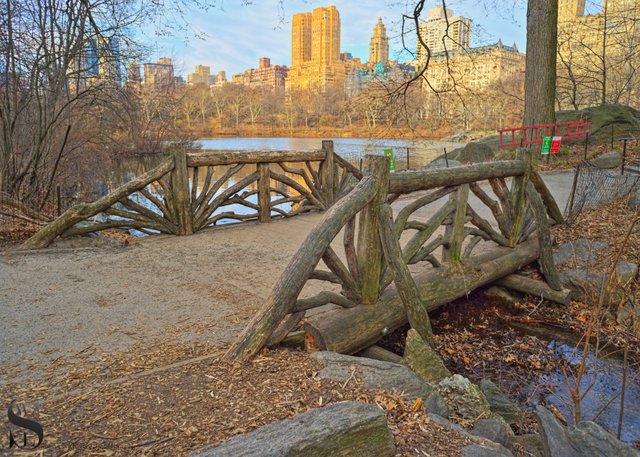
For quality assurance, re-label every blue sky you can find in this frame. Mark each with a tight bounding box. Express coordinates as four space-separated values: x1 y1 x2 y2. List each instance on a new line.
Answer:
140 0 527 77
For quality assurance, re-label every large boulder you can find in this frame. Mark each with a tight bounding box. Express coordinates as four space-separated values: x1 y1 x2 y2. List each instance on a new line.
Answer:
591 150 622 169
553 238 608 268
403 329 451 384
436 375 492 422
479 379 523 426
629 190 640 210
425 157 462 169
456 142 495 164
556 104 640 143
190 401 395 457
311 351 433 399
559 261 638 304
536 405 640 457
470 418 514 450
311 351 448 416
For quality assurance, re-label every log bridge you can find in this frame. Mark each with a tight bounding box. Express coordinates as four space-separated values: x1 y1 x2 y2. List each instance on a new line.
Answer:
225 151 571 361
22 141 359 249
23 141 571 362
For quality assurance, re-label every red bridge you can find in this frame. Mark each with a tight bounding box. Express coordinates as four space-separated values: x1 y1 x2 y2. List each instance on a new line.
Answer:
499 121 591 148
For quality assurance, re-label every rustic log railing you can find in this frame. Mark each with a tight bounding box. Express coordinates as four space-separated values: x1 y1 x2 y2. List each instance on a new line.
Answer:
22 141 361 249
226 153 568 361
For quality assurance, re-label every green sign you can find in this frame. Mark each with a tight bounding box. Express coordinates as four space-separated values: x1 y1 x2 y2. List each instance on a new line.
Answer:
541 136 552 155
383 149 395 172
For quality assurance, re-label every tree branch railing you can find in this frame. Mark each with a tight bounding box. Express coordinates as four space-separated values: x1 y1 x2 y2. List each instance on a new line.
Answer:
22 141 363 249
226 153 567 361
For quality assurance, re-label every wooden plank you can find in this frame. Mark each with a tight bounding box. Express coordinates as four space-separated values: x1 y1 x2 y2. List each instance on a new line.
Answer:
187 149 325 167
496 274 572 305
388 160 526 194
448 184 469 261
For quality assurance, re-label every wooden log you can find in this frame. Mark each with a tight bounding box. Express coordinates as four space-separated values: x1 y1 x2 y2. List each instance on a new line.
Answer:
322 246 361 303
309 270 341 284
194 166 215 210
509 150 531 246
266 311 305 347
187 149 325 167
270 170 325 210
356 345 403 364
258 163 271 223
495 274 573 305
195 171 258 229
194 163 244 222
357 155 390 305
378 203 434 347
393 186 455 233
292 292 356 312
224 175 378 361
343 215 360 289
22 159 175 249
278 162 325 207
469 182 510 236
304 237 541 355
526 182 562 290
448 184 469 261
388 160 525 194
279 331 305 348
172 148 194 235
334 154 364 180
320 140 335 205
530 171 564 224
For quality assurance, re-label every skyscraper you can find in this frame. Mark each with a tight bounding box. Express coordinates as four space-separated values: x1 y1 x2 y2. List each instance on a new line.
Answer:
143 58 174 91
416 7 471 63
287 6 345 92
369 18 389 65
291 12 312 69
187 65 211 86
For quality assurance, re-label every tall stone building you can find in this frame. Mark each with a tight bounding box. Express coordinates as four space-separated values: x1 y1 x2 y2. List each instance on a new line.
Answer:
232 58 288 90
369 17 389 66
425 40 524 92
557 0 640 108
416 7 471 64
287 6 345 92
143 57 174 91
187 65 211 86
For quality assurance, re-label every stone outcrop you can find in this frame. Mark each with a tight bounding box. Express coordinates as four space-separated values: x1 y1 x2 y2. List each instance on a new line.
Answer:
190 401 395 457
479 379 523 426
403 329 451 383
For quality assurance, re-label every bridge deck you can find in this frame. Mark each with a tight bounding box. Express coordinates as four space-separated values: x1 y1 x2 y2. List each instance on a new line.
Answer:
0 172 575 373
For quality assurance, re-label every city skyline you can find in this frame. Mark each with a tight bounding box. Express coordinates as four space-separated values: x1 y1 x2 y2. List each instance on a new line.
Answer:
141 0 527 77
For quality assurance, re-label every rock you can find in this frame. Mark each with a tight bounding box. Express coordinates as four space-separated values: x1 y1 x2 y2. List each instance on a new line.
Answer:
470 418 514 450
510 434 544 457
456 142 495 164
553 238 608 268
591 150 622 168
436 375 492 422
425 157 462 169
536 405 640 457
311 351 434 400
628 190 640 210
567 421 640 457
479 379 523 426
429 414 514 457
425 390 450 418
462 444 513 457
403 329 451 383
560 261 638 304
190 401 395 457
536 405 580 457
556 105 640 144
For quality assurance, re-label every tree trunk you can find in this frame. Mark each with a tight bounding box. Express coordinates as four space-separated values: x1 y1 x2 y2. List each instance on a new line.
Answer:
523 0 558 132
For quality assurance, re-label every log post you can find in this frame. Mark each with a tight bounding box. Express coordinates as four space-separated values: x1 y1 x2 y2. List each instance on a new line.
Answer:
509 148 532 246
172 147 194 235
357 155 390 305
321 140 335 205
526 182 562 290
448 184 469 261
378 203 434 347
258 163 271 223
